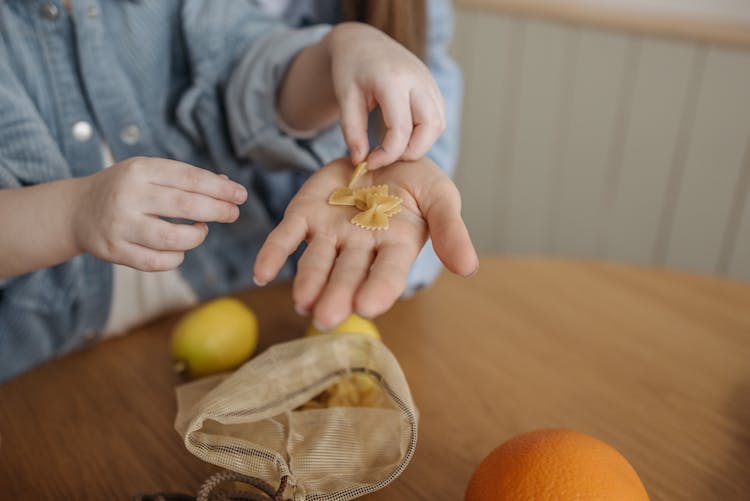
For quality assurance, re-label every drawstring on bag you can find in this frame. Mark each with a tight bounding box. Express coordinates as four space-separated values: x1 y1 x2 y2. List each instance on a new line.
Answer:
134 471 291 501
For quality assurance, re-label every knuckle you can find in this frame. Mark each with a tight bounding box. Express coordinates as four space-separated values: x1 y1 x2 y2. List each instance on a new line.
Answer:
431 117 446 134
175 194 193 214
315 232 337 247
438 179 461 203
102 236 118 259
390 123 412 140
282 207 301 222
159 227 178 247
342 121 362 138
141 253 161 272
337 84 358 101
400 149 420 161
125 157 148 175
389 68 412 84
183 170 202 191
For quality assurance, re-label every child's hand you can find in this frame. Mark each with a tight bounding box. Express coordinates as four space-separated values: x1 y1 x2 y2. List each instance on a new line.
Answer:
329 23 446 170
74 157 247 271
253 157 477 330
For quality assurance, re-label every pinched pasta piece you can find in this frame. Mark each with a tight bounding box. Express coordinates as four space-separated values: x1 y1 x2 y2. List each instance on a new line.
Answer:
348 161 369 189
328 187 356 206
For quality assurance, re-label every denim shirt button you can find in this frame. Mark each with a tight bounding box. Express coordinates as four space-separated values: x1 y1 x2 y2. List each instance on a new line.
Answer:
86 5 99 18
72 121 93 142
120 125 141 145
39 3 59 20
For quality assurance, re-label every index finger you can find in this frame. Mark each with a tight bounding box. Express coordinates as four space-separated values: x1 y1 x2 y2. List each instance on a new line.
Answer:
149 159 247 204
367 89 412 170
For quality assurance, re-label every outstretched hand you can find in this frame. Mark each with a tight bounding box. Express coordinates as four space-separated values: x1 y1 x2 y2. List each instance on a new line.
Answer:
253 157 478 330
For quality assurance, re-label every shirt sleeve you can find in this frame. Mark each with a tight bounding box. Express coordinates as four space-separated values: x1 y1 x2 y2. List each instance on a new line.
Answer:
225 24 346 171
424 0 464 177
0 55 71 188
176 0 342 172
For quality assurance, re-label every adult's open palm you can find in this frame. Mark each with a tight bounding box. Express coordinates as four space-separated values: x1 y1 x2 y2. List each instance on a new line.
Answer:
253 157 478 329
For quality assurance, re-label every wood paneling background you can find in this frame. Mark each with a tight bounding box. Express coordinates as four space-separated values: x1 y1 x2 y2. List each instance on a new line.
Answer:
451 7 750 280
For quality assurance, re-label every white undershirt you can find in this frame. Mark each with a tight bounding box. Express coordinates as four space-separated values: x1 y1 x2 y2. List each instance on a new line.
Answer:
253 0 292 17
101 146 198 336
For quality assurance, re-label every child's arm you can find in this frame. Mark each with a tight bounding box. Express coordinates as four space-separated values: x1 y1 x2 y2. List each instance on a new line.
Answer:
253 156 478 330
276 22 446 171
0 178 84 278
0 158 247 280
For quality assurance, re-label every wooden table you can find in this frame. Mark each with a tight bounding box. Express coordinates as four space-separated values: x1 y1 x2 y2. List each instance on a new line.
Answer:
1 258 749 500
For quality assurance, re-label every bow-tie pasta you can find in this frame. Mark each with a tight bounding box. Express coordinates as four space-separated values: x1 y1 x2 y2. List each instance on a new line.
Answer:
327 162 402 231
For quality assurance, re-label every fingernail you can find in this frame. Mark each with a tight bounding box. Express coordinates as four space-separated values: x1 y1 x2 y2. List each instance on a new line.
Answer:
356 310 373 320
253 276 268 287
294 304 309 317
219 174 229 180
235 188 246 202
312 319 328 332
467 262 480 277
351 148 362 162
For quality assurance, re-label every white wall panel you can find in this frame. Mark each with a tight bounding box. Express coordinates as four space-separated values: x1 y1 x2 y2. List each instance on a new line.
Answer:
604 40 696 265
663 48 750 272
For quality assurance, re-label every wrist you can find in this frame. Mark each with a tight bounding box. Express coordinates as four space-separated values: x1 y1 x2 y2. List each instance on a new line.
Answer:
64 176 91 256
276 30 337 132
328 21 372 45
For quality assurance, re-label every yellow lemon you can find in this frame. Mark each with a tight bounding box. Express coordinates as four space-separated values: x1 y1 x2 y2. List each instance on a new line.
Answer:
171 297 258 377
305 313 381 340
306 313 381 394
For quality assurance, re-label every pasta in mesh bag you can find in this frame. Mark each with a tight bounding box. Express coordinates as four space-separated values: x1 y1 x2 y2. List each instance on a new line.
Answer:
174 333 418 501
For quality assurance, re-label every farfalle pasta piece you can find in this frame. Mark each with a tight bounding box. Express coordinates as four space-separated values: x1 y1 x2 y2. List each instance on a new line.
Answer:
351 205 390 231
328 161 403 231
366 192 402 217
352 185 389 211
351 191 403 230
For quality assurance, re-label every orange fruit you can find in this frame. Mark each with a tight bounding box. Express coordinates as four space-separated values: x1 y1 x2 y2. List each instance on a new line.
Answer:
465 429 649 501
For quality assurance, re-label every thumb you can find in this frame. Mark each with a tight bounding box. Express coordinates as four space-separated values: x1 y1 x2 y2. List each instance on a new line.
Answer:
423 182 479 277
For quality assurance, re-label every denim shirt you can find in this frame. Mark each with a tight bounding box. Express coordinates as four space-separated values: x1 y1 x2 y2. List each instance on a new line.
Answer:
0 0 462 381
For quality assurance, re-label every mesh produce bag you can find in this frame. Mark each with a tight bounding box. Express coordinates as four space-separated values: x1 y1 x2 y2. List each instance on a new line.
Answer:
174 333 419 501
